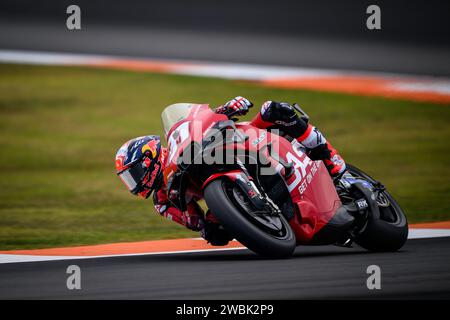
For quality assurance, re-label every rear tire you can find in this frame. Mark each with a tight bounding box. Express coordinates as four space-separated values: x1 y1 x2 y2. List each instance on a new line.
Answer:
204 179 296 258
347 164 408 252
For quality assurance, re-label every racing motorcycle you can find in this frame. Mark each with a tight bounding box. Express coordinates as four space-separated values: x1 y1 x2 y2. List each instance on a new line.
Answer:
161 103 408 257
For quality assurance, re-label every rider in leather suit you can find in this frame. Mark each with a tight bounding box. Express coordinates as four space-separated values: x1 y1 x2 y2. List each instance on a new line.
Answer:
115 97 346 245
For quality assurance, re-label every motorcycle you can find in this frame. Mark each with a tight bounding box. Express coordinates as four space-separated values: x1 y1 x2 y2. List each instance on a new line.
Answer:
161 103 408 257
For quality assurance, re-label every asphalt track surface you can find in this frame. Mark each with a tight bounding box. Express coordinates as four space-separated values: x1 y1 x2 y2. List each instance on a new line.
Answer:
1 237 449 299
1 20 450 76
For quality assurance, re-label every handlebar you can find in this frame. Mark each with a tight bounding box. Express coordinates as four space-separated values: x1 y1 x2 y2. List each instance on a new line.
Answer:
226 102 309 122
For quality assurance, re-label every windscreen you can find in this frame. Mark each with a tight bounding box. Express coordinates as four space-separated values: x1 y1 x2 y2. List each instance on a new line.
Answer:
161 103 194 135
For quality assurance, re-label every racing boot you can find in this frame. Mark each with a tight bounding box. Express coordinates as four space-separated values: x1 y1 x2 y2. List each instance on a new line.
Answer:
297 125 346 177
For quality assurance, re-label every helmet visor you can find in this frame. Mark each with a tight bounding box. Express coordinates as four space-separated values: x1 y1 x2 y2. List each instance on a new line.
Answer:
118 161 149 193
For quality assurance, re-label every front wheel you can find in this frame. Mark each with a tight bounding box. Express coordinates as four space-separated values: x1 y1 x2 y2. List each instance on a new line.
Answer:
204 179 296 258
346 164 408 252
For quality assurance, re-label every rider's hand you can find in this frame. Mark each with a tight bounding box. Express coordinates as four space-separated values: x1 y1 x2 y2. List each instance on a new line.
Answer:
200 211 233 246
201 220 233 246
183 212 205 231
215 96 253 117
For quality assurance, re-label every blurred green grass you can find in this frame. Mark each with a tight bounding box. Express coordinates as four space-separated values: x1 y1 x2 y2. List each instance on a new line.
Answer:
0 63 449 250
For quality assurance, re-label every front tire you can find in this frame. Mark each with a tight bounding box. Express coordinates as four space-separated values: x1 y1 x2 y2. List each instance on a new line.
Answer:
347 164 408 252
204 179 296 258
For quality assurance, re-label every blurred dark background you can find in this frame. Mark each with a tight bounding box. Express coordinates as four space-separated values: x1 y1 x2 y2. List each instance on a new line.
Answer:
1 0 450 75
2 0 450 43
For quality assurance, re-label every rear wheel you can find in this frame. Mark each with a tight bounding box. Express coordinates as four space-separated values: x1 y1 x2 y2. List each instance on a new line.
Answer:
204 179 296 258
346 164 408 252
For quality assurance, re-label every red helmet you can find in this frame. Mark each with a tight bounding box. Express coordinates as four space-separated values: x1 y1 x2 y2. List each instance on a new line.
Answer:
115 135 164 198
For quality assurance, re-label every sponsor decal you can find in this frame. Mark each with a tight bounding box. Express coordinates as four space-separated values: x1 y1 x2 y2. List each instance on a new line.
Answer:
275 119 297 127
145 163 160 188
248 189 257 198
141 139 159 159
286 148 317 194
252 131 266 146
356 199 369 210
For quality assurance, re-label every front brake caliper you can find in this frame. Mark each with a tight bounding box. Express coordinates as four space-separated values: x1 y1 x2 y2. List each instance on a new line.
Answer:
232 172 280 216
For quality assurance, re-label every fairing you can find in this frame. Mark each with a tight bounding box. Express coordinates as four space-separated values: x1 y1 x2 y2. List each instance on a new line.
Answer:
161 103 344 245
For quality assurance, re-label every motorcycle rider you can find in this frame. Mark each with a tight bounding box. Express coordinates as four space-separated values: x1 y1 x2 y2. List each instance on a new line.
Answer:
115 97 346 245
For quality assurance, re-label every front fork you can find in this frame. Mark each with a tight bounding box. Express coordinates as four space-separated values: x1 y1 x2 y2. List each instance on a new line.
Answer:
202 166 280 214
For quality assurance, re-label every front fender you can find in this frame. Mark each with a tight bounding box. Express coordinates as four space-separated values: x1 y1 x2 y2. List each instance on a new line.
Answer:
202 170 268 211
202 170 243 190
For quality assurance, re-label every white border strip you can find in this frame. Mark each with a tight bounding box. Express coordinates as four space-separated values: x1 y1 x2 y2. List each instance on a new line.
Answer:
1 49 450 84
407 228 450 239
0 247 248 264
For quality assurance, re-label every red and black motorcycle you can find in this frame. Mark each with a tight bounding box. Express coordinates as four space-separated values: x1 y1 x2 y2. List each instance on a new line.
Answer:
161 103 408 257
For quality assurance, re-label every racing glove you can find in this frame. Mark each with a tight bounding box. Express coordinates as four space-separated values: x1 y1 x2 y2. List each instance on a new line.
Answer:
154 188 205 231
183 201 206 231
215 96 253 117
200 211 234 246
